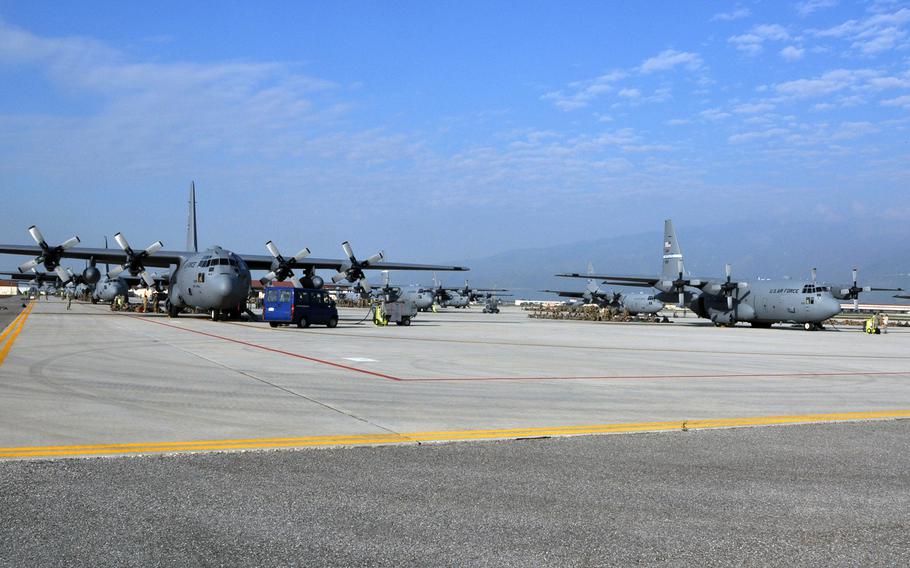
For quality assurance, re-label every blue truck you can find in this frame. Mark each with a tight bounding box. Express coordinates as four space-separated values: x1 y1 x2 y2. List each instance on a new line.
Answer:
262 287 339 328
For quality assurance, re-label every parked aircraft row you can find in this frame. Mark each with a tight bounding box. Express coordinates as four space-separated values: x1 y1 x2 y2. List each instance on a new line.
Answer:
554 219 903 330
0 184 467 320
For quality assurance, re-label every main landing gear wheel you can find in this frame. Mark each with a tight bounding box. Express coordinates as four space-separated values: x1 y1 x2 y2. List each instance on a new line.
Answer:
211 309 220 322
166 300 180 318
804 322 820 331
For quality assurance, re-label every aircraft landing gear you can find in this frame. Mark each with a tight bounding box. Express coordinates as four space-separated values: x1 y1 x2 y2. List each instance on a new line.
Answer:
803 322 823 331
166 300 180 318
210 309 220 321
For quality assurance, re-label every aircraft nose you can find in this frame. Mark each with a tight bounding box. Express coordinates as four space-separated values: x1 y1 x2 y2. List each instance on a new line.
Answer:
822 297 842 319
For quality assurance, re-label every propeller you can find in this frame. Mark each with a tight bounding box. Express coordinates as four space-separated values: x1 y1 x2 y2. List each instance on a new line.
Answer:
657 271 701 307
260 241 311 284
839 268 870 311
811 267 817 284
17 225 80 273
107 232 163 288
717 263 749 310
331 241 383 293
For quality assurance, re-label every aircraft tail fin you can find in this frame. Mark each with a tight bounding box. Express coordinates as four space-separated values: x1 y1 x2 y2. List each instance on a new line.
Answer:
661 219 684 279
187 181 198 253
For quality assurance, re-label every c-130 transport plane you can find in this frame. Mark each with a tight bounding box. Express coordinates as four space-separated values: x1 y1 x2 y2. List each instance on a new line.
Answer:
558 219 901 331
0 183 468 320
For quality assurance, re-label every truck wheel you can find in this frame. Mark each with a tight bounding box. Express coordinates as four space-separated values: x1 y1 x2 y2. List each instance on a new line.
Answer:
269 322 279 328
401 316 411 326
327 317 338 328
297 316 310 328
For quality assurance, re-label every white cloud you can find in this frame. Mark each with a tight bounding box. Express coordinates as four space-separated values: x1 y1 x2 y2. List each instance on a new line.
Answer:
638 49 703 73
779 45 806 61
618 88 641 98
711 7 751 22
700 108 732 121
773 69 878 98
541 70 626 111
795 0 838 17
881 94 910 108
728 128 789 144
813 8 910 54
729 24 790 55
733 102 776 114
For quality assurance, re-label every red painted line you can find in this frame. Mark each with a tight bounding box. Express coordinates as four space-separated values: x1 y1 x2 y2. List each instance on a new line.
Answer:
132 316 403 381
124 314 910 385
402 370 910 382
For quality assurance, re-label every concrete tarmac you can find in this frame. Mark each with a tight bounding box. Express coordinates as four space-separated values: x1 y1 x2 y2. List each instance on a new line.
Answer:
2 420 908 567
0 298 908 453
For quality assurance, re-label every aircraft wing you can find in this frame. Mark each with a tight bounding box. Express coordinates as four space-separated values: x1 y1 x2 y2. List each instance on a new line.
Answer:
599 280 656 288
0 271 52 282
0 245 186 269
238 254 468 273
556 273 659 286
541 290 585 298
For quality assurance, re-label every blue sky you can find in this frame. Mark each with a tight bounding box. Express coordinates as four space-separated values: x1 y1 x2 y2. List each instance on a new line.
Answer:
1 1 908 267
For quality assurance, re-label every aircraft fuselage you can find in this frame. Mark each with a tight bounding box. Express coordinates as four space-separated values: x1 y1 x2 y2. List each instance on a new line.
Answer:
168 246 251 312
685 280 842 326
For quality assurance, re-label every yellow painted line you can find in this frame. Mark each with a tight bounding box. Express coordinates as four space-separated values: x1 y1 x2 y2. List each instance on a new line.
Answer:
0 302 34 367
1 410 908 459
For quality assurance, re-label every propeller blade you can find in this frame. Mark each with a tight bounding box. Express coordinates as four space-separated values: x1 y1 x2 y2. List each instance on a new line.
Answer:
293 248 311 262
852 268 858 286
263 271 277 282
266 241 281 258
360 280 372 293
678 291 684 306
140 271 155 288
365 252 384 266
113 232 130 251
382 271 390 287
28 225 46 246
341 241 355 262
725 263 732 280
108 265 126 278
331 272 347 284
854 298 859 311
145 241 163 255
811 267 817 283
727 295 733 310
54 266 71 283
18 258 40 273
61 236 81 250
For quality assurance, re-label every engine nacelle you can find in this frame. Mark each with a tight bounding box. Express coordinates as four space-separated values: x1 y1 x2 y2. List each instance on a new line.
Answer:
82 266 101 284
310 275 324 289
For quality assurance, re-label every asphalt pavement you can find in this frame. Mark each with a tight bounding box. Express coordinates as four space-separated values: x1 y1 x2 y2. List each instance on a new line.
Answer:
0 296 26 333
2 420 908 567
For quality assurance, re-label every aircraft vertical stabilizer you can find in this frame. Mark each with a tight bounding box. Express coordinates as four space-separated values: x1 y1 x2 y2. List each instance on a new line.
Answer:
187 181 198 253
661 219 684 279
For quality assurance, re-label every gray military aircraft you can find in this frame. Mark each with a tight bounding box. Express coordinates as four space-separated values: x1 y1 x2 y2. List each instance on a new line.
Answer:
425 277 506 309
0 183 468 320
544 263 664 315
557 219 901 330
332 272 436 311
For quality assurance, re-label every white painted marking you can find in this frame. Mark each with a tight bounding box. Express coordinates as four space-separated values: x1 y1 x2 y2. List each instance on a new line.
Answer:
345 357 377 362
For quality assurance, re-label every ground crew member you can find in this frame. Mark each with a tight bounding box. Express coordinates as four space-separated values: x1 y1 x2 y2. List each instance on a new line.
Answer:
66 292 72 310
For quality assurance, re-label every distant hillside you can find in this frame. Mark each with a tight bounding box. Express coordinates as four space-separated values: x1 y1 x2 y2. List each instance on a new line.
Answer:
443 220 910 303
